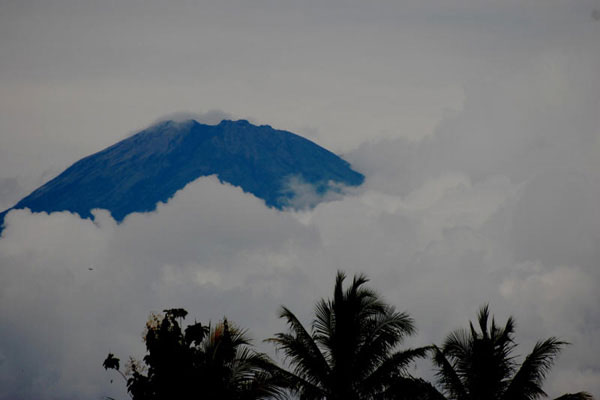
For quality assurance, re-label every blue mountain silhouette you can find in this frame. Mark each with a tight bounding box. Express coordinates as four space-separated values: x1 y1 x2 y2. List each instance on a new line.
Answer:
0 119 363 231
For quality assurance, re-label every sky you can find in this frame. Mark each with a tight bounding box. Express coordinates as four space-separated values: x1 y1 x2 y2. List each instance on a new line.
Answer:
1 0 599 399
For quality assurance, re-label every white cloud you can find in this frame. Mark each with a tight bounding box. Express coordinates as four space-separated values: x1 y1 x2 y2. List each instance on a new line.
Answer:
0 177 323 399
150 110 234 126
1 1 599 399
500 264 600 396
278 175 351 210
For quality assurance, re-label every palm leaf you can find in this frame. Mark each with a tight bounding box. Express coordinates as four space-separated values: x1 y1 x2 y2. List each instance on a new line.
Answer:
268 271 426 399
432 345 468 400
503 338 567 400
268 306 330 387
553 393 594 400
355 310 417 379
382 377 448 400
359 346 432 396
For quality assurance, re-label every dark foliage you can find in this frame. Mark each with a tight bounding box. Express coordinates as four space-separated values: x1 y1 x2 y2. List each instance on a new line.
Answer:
103 277 595 400
103 308 283 400
103 353 120 371
431 305 593 400
268 271 431 400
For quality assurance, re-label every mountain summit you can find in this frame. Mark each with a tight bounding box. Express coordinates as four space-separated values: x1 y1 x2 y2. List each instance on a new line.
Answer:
0 119 363 230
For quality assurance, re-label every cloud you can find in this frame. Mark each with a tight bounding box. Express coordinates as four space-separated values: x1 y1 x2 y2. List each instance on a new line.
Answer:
500 263 600 396
0 1 599 399
151 110 234 126
2 132 599 398
0 177 323 399
511 170 600 272
278 175 355 210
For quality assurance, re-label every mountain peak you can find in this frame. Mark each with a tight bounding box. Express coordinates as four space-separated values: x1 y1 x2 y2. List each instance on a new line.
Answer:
0 119 363 231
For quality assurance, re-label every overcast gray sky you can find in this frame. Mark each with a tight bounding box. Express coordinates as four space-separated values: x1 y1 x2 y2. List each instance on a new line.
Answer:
1 1 599 399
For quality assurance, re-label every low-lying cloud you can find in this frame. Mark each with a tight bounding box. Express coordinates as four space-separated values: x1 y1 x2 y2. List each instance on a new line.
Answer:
1 54 599 397
1 1 599 399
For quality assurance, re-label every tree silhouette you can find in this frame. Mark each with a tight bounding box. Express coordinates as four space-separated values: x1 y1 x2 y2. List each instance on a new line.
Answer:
431 305 593 400
268 271 431 400
103 308 283 400
196 318 285 400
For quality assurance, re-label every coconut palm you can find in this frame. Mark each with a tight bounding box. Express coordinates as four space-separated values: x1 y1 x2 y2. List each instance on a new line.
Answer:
432 305 593 400
268 271 430 400
199 318 285 400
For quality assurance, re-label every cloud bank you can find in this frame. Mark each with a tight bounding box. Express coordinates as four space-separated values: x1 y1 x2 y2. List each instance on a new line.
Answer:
1 53 599 396
0 1 599 399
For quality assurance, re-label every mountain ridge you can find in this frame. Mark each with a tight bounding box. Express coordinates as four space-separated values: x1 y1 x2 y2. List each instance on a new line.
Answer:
0 119 363 231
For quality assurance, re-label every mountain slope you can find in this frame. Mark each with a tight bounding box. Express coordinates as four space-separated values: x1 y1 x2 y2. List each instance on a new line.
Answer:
0 119 363 230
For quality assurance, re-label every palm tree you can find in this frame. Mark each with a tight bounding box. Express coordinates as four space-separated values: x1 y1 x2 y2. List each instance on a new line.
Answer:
199 318 285 400
268 271 430 400
432 305 593 400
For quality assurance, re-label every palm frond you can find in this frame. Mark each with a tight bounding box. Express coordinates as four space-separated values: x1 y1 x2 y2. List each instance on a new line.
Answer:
355 311 417 379
478 305 490 340
267 306 330 387
264 362 327 399
432 345 468 400
382 377 448 400
268 271 425 399
442 329 471 365
553 392 594 400
503 338 567 400
359 346 432 395
313 298 335 357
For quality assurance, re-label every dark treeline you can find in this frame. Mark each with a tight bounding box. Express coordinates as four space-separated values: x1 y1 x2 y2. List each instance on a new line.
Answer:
103 271 593 400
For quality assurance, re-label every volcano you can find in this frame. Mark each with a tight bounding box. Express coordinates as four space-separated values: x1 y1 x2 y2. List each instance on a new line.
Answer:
0 119 363 231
